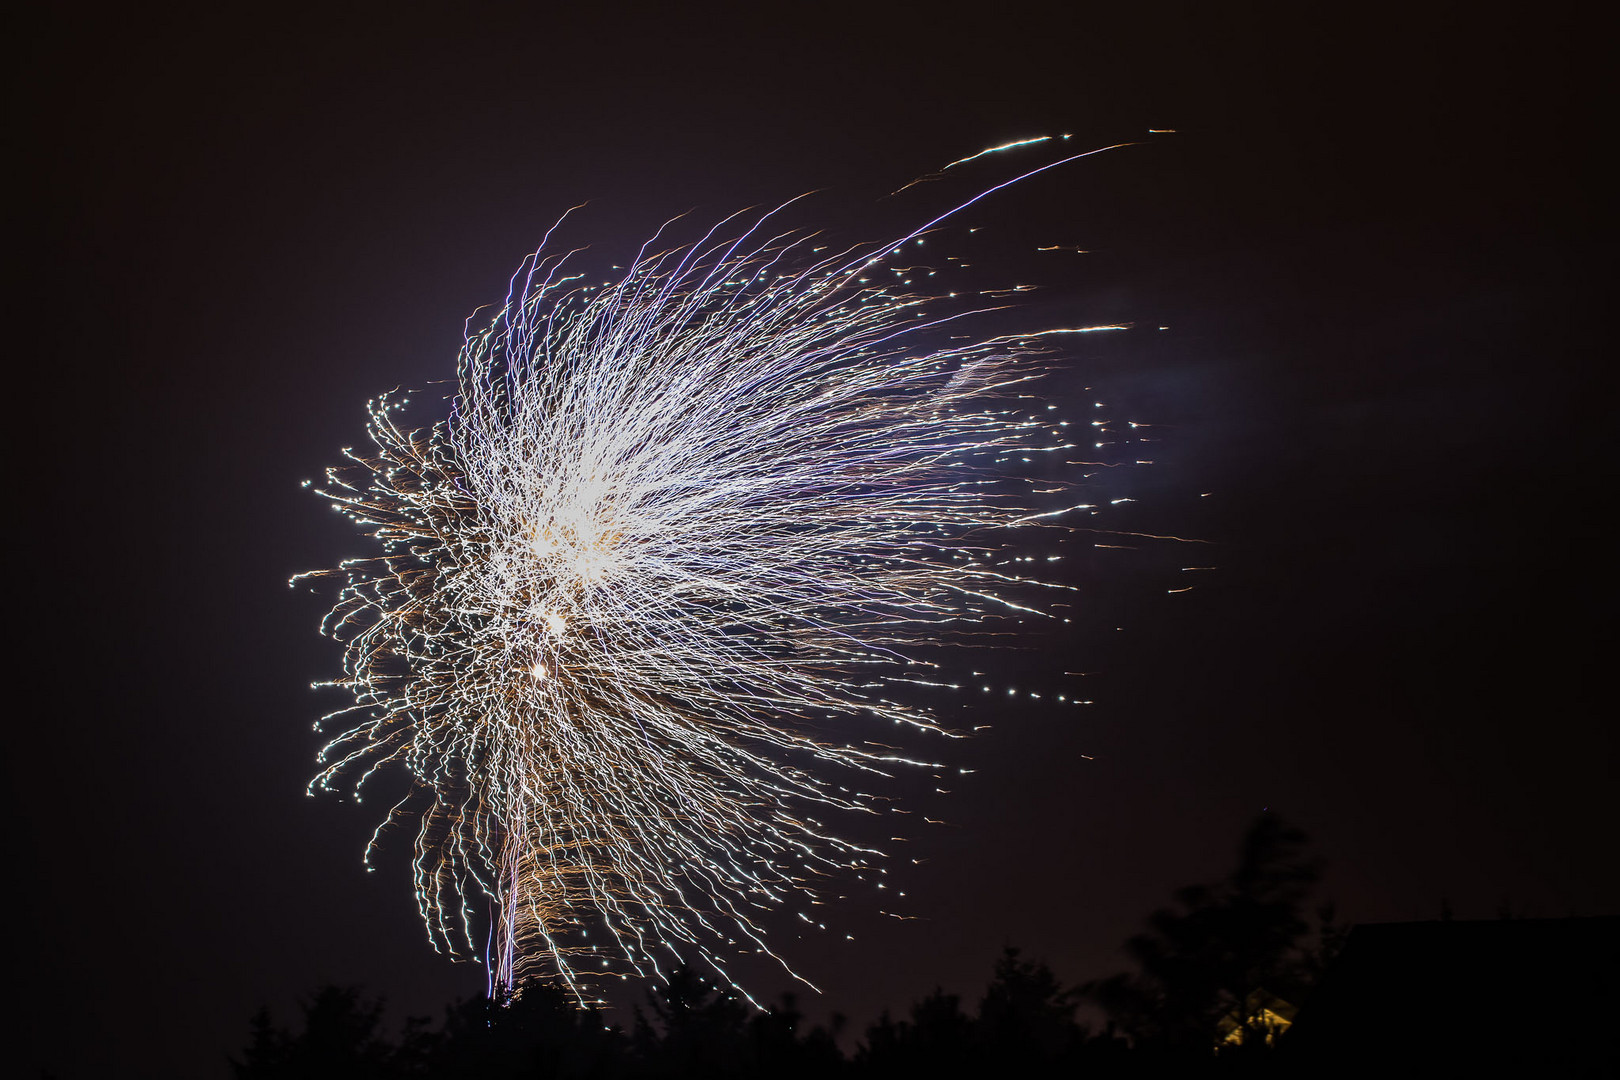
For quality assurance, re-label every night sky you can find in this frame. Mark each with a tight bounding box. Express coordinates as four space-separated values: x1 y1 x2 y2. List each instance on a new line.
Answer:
15 3 1609 1077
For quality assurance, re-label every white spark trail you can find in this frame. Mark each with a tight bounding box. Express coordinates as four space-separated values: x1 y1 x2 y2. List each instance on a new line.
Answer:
295 143 1129 1003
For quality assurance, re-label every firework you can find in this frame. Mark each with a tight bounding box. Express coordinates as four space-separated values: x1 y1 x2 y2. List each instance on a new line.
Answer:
296 142 1126 1004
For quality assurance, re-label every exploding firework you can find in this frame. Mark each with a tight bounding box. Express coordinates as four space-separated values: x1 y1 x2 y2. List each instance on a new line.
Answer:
296 141 1129 1004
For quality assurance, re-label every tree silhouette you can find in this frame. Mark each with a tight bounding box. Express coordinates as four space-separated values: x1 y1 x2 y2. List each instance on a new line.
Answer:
976 947 1085 1067
235 852 1358 1080
633 966 752 1077
1083 812 1323 1054
854 949 1105 1078
742 992 844 1079
856 987 974 1077
429 982 623 1078
231 985 395 1079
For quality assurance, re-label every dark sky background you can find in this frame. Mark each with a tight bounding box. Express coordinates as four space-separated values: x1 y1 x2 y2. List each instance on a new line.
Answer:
14 3 1609 1077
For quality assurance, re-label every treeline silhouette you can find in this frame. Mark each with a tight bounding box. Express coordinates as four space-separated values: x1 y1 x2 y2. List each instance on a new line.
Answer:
227 816 1354 1078
237 950 1147 1080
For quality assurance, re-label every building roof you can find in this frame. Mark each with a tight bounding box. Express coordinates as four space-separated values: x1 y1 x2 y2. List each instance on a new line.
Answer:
1282 917 1619 1073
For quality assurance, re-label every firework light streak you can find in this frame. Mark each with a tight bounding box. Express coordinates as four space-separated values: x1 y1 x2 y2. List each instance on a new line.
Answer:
295 142 1132 1005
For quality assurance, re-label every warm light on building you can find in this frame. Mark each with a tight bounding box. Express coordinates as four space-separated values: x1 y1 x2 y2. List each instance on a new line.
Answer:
1216 989 1297 1050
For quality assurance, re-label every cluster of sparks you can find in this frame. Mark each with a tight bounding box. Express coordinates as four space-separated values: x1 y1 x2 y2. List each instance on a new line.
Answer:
296 141 1135 1006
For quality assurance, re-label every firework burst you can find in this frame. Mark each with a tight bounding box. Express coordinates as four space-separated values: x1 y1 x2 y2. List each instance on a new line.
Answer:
296 142 1127 1004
